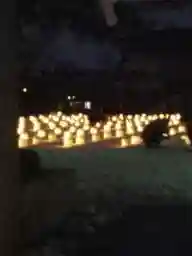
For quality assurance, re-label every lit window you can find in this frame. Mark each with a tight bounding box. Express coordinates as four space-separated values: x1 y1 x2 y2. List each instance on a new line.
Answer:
85 101 91 110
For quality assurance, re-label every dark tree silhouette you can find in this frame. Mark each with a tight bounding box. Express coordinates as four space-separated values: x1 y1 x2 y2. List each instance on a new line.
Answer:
0 0 20 254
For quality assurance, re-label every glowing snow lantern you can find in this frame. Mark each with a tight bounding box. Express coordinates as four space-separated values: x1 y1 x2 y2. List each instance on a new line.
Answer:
79 118 84 124
152 114 158 121
49 121 56 130
121 137 129 147
165 114 169 119
32 137 40 145
37 129 46 139
175 113 181 120
18 133 29 148
83 124 90 131
119 114 124 120
148 115 153 121
112 116 117 122
103 124 112 139
127 115 132 120
144 120 149 126
173 119 180 126
52 116 59 123
63 131 73 147
54 127 62 136
48 133 57 143
69 126 76 134
134 114 140 120
115 122 124 138
168 120 173 127
61 115 66 121
169 127 177 136
57 111 63 117
90 127 99 142
159 113 165 120
59 121 68 128
137 125 144 133
95 122 101 129
29 116 37 122
75 121 81 128
130 135 142 146
134 119 141 128
32 121 41 132
106 121 113 127
178 125 186 133
41 117 49 124
18 117 26 134
126 125 134 135
75 129 85 145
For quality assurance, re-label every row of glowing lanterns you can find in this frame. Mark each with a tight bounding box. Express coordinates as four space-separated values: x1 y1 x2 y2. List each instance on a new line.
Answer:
17 112 190 148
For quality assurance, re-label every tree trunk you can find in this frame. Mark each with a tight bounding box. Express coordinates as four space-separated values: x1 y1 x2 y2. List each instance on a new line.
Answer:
0 0 19 255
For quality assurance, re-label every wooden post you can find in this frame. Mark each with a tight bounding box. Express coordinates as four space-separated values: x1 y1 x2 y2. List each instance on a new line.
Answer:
0 0 19 254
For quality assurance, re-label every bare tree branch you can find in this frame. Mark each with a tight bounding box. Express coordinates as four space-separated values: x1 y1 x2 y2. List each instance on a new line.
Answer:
99 0 119 26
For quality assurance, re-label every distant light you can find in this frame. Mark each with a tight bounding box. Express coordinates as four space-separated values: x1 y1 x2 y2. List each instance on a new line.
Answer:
85 101 91 110
67 96 76 100
22 88 27 93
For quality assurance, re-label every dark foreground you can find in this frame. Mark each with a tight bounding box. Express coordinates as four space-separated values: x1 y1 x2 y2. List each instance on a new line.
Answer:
24 201 192 256
20 150 192 255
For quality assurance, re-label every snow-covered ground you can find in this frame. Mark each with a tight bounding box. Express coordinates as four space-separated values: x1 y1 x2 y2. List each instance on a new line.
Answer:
31 136 192 200
24 137 192 255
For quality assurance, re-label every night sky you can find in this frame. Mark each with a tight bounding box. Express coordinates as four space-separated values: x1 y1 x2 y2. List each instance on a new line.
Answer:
20 1 192 114
33 2 192 72
36 29 121 71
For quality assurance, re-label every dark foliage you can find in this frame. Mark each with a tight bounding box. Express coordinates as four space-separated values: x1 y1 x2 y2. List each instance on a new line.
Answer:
141 119 169 148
